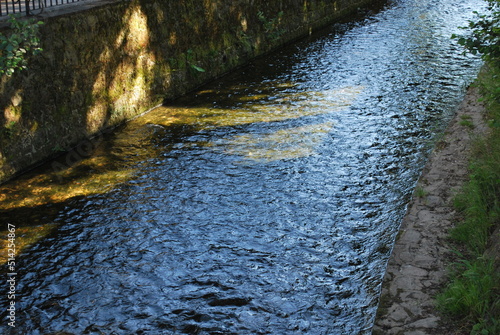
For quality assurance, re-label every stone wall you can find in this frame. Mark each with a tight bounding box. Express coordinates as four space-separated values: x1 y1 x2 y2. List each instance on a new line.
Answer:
0 0 380 183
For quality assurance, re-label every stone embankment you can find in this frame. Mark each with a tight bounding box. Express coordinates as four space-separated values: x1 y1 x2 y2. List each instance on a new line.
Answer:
373 86 488 335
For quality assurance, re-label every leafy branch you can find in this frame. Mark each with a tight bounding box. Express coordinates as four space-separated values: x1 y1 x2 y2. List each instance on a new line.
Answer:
452 0 500 64
0 14 44 76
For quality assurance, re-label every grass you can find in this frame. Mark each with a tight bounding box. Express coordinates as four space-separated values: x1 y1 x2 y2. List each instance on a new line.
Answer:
460 115 475 129
437 63 500 335
415 185 428 198
438 256 499 334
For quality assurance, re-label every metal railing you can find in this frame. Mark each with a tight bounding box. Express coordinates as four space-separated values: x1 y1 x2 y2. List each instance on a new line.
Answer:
1 0 83 17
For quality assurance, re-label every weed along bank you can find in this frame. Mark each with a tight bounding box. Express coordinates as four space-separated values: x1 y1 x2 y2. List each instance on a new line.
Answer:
0 0 380 183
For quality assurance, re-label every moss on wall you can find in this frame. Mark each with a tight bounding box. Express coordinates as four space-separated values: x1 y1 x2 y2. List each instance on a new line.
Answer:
0 0 381 183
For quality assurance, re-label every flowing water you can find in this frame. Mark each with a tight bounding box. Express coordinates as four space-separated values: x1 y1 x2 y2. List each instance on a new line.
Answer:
0 0 487 334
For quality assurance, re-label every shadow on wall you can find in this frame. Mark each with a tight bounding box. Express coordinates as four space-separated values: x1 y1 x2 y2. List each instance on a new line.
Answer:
0 0 291 183
0 0 380 183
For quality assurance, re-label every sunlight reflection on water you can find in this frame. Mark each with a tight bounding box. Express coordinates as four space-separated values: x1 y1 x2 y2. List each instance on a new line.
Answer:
0 0 487 334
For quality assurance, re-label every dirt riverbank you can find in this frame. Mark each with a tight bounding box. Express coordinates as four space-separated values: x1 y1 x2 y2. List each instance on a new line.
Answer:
372 85 489 335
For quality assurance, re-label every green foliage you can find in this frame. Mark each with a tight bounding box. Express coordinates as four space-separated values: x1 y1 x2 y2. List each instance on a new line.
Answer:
440 65 500 335
1 120 18 139
452 0 500 64
480 62 500 109
186 48 205 73
190 64 205 73
443 5 500 328
451 176 493 255
437 256 499 334
415 186 427 198
0 14 44 76
257 11 284 41
237 30 252 51
460 115 475 129
450 97 500 255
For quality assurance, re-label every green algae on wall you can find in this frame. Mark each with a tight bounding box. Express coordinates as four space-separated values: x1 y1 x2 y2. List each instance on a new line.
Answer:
0 0 381 183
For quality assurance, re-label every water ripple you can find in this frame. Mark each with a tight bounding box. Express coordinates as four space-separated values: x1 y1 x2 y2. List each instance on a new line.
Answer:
0 0 487 334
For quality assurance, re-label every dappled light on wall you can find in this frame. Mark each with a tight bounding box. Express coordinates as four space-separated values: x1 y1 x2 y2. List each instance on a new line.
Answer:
87 5 157 133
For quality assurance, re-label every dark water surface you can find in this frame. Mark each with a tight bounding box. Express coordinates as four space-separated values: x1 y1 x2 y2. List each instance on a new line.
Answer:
0 0 487 333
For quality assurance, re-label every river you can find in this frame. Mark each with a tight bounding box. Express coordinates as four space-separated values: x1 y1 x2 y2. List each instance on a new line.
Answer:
0 0 486 333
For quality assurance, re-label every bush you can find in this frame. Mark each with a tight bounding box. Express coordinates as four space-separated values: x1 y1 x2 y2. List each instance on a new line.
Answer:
452 0 500 65
0 14 43 76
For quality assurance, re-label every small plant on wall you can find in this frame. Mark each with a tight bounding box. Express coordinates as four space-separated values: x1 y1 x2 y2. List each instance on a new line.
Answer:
257 11 284 41
0 14 44 76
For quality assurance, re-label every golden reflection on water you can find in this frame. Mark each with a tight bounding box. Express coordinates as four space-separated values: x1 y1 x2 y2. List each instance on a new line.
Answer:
0 223 58 264
0 85 363 209
136 85 363 162
220 122 334 162
0 155 135 264
136 85 364 129
0 156 135 211
0 85 362 263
